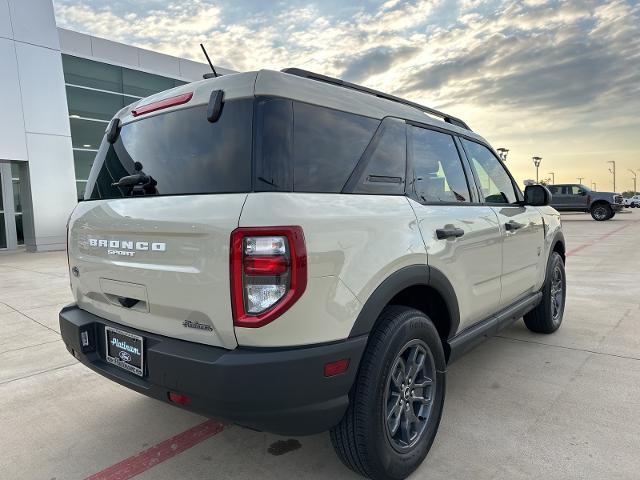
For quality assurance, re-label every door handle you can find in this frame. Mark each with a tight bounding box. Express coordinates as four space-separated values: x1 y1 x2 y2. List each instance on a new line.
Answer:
505 220 525 232
436 227 465 240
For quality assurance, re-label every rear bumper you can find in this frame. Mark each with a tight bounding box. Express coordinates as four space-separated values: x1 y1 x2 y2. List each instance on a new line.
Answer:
59 304 367 435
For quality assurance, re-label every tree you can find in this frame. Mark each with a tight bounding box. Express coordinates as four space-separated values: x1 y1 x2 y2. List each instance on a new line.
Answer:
538 177 552 186
621 191 637 198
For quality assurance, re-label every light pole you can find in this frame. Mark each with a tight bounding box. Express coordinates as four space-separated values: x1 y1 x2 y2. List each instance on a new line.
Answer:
592 182 597 190
548 172 555 185
532 156 542 182
497 148 509 162
607 161 616 192
577 177 584 184
629 169 638 194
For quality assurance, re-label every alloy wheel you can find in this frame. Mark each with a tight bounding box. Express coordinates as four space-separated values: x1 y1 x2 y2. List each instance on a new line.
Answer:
383 339 436 452
550 264 564 323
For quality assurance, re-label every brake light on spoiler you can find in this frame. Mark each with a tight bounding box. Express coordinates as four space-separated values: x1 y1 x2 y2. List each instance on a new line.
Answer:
132 92 193 117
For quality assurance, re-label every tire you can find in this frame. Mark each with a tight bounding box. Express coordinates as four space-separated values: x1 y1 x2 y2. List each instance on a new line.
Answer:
524 252 566 334
590 203 612 221
330 306 446 480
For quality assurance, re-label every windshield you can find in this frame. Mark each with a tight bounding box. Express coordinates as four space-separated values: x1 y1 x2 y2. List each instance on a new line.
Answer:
84 99 253 200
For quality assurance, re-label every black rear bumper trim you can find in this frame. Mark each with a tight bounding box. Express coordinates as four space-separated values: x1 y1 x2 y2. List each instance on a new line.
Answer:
59 304 367 435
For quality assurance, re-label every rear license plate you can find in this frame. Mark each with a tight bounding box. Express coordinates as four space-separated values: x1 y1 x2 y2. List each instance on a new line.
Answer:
105 326 144 377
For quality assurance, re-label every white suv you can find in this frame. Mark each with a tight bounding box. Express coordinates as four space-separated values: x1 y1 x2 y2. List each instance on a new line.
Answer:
60 69 566 480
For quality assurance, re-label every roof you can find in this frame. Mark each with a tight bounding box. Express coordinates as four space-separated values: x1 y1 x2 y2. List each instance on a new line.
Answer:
116 69 488 145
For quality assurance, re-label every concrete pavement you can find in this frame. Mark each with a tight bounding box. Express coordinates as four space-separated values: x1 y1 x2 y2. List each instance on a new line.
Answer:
1 210 639 479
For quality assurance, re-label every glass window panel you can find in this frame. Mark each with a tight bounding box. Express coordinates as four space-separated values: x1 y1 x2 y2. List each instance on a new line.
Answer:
353 118 406 195
0 172 3 211
62 55 122 92
123 68 176 97
292 102 378 193
86 100 253 200
76 181 87 200
70 118 107 149
15 214 23 245
0 214 6 249
74 150 97 181
12 180 21 212
462 139 517 204
66 85 126 120
11 162 20 179
411 127 470 203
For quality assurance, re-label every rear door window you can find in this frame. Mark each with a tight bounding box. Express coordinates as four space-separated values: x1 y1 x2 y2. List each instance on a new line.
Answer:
410 126 470 203
348 118 407 195
85 99 253 200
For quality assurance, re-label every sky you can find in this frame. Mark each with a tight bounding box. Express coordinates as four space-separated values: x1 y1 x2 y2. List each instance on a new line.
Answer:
53 0 640 192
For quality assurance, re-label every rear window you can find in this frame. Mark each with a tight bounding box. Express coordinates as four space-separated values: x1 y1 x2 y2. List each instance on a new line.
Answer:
85 99 252 200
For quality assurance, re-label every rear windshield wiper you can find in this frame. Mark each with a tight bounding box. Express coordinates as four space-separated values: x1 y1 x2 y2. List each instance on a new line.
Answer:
112 162 158 196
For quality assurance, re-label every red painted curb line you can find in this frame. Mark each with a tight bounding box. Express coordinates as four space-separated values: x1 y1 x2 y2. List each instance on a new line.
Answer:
85 420 226 480
566 221 634 257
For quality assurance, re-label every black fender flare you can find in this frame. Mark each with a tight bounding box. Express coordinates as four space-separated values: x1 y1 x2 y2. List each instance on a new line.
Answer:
348 264 460 339
550 229 566 261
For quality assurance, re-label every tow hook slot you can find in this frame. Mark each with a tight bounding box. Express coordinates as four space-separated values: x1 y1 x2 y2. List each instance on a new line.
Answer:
99 278 149 313
118 297 140 309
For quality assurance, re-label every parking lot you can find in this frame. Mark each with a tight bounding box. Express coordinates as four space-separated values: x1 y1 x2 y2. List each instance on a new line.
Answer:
1 210 639 480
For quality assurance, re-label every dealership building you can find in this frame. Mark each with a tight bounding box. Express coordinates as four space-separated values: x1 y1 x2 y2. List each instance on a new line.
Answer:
0 0 232 251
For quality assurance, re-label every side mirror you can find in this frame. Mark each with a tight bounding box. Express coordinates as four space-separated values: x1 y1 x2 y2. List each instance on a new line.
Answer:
524 184 551 206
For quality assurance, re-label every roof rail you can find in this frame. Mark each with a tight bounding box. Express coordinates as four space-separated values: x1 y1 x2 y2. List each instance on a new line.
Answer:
281 68 471 131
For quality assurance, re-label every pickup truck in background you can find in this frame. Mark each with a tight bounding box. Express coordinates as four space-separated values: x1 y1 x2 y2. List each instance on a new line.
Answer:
623 195 640 208
548 184 624 221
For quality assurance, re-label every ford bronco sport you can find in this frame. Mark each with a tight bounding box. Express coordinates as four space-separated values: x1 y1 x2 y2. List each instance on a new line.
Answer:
548 183 623 220
60 68 566 480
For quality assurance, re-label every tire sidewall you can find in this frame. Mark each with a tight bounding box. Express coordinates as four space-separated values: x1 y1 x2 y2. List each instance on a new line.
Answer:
363 310 446 479
591 203 612 221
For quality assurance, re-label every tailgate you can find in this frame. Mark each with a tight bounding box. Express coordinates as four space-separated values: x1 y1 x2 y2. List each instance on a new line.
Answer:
68 195 247 349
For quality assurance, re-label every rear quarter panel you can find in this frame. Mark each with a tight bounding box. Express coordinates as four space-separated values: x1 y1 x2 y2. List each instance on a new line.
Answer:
236 193 426 347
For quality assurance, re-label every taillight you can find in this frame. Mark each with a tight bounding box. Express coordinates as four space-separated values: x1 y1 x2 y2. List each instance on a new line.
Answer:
230 227 307 328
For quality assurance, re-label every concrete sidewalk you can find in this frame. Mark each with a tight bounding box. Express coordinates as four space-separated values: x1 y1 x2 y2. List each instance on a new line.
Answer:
1 211 639 479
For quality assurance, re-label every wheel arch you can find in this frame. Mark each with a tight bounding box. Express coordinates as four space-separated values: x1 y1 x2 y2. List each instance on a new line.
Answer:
349 265 460 359
550 230 566 263
589 199 611 211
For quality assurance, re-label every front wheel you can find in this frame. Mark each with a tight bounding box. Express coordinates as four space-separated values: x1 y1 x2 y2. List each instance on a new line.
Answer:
591 203 613 221
331 306 445 480
524 252 566 333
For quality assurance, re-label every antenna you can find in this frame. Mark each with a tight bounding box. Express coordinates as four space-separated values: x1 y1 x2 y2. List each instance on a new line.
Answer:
200 43 219 78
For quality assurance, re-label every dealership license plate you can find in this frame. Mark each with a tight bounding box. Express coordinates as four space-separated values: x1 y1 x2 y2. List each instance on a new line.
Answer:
105 326 144 377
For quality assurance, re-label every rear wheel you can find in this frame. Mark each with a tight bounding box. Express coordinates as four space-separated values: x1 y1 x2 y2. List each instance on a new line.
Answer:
591 203 612 221
524 252 565 333
331 306 445 480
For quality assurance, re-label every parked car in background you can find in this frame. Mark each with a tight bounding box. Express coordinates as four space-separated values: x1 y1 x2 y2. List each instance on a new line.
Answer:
623 195 640 208
548 184 624 220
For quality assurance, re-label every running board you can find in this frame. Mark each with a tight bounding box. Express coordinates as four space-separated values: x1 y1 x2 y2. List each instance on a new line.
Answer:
447 292 542 364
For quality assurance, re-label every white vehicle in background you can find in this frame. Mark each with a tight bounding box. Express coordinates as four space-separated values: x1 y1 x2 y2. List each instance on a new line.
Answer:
623 195 640 208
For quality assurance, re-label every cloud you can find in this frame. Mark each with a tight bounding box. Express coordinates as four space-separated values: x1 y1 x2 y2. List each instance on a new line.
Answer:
53 0 640 186
338 46 420 83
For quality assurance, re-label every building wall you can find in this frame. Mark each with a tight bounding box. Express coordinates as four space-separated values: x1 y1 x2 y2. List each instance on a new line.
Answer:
0 0 76 251
0 0 231 251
